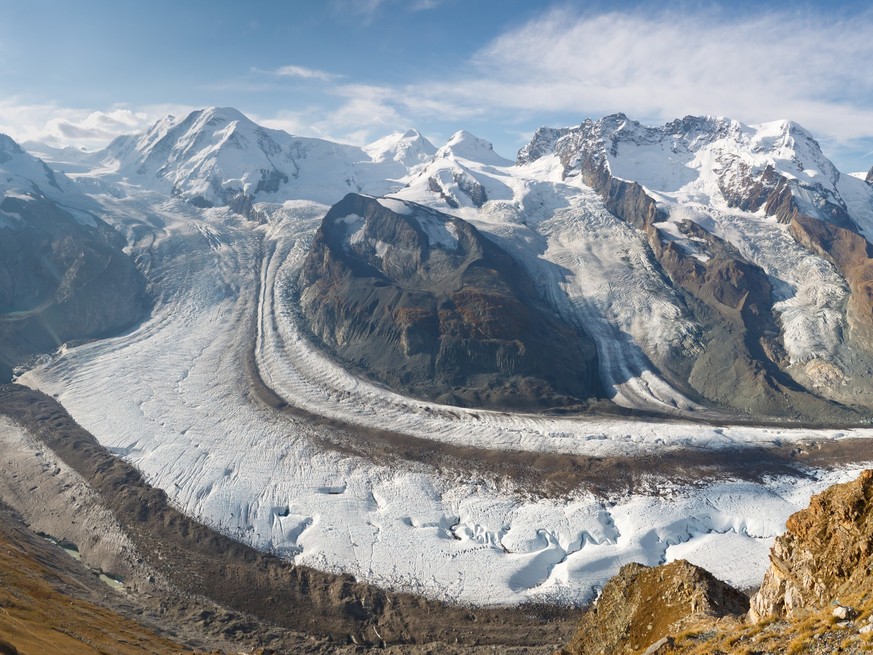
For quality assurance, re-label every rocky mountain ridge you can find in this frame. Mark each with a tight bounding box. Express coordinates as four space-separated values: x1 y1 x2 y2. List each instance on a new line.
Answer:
0 134 146 382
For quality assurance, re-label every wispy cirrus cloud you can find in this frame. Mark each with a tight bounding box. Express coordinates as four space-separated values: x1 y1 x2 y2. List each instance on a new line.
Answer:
257 82 478 146
330 0 445 16
273 64 340 82
253 85 409 144
203 65 342 93
452 7 873 143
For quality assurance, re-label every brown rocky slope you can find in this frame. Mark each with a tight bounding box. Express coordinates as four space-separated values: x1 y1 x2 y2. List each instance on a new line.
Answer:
298 193 601 409
750 469 873 622
0 503 205 655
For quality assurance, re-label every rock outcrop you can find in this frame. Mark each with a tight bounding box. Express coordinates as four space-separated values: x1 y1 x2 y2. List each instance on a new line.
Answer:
298 193 601 408
789 214 873 343
750 469 873 621
559 560 749 655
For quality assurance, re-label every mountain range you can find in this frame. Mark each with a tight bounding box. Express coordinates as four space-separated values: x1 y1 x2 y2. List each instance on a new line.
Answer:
9 105 873 421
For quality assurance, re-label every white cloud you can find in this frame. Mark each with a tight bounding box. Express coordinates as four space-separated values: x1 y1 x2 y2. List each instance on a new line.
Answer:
452 7 873 143
0 99 195 150
253 85 407 145
274 64 339 81
260 6 873 155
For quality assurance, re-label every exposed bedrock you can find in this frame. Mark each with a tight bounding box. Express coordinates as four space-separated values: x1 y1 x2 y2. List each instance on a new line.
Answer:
0 196 147 381
719 162 857 230
298 193 602 409
559 560 749 655
713 151 873 354
789 214 873 344
750 469 873 621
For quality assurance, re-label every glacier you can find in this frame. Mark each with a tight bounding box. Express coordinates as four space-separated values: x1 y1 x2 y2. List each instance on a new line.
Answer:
12 108 873 605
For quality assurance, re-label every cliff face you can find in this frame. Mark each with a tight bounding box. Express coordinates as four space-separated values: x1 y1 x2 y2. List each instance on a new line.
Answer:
298 194 601 409
750 469 873 621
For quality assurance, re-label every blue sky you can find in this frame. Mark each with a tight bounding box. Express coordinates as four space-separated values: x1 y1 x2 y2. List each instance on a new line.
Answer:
2 0 873 171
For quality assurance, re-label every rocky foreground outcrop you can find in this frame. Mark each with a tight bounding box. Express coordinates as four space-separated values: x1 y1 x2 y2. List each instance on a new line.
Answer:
750 469 873 621
558 560 749 655
299 193 601 408
559 470 873 655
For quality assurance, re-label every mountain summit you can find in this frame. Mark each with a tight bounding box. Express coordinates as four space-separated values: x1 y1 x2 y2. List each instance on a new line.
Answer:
89 107 423 207
363 128 436 168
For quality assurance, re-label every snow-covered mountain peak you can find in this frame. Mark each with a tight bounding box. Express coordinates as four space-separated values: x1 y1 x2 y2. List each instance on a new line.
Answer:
437 130 512 166
742 118 839 183
0 133 25 158
198 105 250 124
0 133 73 202
363 128 436 167
593 113 743 156
517 113 856 228
87 106 406 207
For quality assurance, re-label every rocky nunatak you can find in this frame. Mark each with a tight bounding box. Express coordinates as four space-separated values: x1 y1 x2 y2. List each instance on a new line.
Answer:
298 193 601 408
